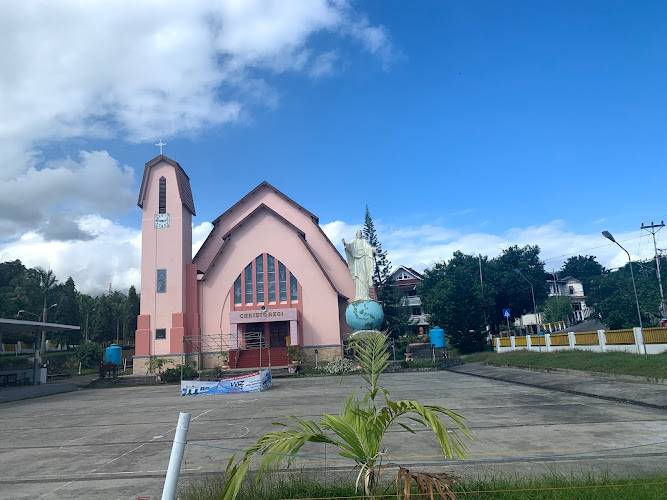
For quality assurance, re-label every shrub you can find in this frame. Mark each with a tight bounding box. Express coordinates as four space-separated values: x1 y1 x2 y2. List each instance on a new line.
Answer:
75 343 104 368
162 365 198 383
323 357 358 375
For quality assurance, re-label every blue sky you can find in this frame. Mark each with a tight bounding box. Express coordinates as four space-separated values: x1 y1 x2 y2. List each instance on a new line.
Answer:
1 1 666 294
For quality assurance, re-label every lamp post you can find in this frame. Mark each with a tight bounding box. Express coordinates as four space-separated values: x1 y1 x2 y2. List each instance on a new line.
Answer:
602 230 646 357
39 303 58 354
514 269 541 352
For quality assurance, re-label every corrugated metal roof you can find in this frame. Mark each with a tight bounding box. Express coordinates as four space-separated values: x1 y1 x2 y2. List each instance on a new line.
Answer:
137 155 196 215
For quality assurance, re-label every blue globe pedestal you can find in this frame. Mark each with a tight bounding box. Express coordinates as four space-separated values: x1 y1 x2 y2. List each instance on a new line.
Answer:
346 300 384 331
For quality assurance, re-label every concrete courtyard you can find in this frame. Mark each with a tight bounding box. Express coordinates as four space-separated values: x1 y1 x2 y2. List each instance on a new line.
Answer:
0 369 665 500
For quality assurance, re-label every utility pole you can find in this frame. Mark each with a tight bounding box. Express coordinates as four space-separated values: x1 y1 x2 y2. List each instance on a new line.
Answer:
641 221 666 317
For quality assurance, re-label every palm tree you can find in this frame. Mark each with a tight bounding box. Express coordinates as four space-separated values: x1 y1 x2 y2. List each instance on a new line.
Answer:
221 331 471 499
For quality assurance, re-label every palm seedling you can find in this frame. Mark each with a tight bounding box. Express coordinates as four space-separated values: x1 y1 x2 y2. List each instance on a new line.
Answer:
221 330 471 500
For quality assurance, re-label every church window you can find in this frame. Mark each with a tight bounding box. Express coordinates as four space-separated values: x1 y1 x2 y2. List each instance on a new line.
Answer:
234 276 242 304
279 262 287 302
267 255 276 302
256 255 264 303
233 254 299 307
159 176 166 214
156 328 166 339
244 264 253 304
290 272 298 301
157 269 166 293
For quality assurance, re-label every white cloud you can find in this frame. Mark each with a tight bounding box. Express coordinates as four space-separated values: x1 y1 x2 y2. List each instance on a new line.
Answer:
0 1 393 292
0 215 141 296
193 221 214 256
0 150 135 240
322 219 652 274
0 1 392 150
309 51 340 79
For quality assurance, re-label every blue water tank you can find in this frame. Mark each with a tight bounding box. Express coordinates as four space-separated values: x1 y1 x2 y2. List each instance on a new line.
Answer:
105 344 122 365
430 327 446 348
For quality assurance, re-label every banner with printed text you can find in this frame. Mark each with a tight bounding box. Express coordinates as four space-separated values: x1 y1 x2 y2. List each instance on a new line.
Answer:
181 369 271 396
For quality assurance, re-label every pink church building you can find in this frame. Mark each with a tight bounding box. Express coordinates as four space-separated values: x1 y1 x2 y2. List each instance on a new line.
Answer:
134 155 355 372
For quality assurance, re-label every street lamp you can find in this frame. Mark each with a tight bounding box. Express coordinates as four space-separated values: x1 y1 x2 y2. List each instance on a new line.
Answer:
602 230 646 357
17 310 40 320
514 268 541 352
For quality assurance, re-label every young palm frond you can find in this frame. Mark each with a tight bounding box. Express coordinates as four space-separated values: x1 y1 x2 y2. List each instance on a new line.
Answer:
220 331 471 500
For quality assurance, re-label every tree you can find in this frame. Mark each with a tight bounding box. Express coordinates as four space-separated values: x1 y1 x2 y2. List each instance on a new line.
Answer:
221 331 470 500
420 252 488 353
91 294 115 342
109 290 127 343
543 296 573 323
35 267 59 314
79 294 97 343
560 255 604 284
363 205 391 286
0 260 27 319
587 263 661 329
485 245 549 334
377 285 411 338
124 286 140 342
54 277 82 345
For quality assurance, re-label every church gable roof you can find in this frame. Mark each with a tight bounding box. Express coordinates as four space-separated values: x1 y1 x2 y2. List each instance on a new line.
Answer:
195 180 347 271
212 181 317 225
200 204 347 300
137 155 196 215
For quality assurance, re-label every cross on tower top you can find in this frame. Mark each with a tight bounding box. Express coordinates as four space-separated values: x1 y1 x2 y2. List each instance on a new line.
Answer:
156 139 166 155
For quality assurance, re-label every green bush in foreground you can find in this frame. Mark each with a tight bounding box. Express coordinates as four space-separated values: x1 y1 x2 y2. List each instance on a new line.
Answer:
221 331 471 500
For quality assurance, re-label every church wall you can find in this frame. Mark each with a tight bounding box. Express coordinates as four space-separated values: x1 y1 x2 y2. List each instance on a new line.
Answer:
138 162 191 356
195 188 355 303
199 210 342 347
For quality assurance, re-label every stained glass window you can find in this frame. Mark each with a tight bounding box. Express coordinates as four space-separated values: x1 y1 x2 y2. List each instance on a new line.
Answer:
245 264 253 304
267 255 276 302
157 269 166 293
234 276 242 304
256 255 264 303
279 262 287 302
290 272 298 301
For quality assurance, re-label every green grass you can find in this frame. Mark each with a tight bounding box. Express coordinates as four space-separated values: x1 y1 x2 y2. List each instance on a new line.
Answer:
178 472 667 500
462 350 667 379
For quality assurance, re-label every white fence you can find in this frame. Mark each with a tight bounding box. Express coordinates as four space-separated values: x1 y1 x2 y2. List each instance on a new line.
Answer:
494 327 667 355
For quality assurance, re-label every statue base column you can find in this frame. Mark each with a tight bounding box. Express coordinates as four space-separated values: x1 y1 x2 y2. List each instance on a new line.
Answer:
345 299 384 331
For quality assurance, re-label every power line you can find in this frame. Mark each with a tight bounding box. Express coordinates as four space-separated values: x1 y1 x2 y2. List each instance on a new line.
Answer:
541 234 643 263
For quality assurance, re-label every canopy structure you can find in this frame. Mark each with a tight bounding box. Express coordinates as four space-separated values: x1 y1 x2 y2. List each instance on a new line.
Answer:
0 318 80 336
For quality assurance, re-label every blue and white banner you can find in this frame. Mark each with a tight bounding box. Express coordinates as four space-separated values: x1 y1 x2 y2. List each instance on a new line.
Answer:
181 369 272 396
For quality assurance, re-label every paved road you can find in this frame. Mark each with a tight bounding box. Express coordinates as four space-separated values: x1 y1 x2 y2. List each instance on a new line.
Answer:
0 370 665 500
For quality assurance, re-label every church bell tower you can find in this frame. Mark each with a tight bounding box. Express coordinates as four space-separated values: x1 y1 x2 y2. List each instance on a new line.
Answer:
135 155 196 359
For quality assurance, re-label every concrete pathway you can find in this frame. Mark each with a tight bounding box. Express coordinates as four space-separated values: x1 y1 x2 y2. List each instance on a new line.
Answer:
450 362 667 409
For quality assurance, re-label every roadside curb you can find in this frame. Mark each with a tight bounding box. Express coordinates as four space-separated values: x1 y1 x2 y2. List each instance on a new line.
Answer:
450 364 667 411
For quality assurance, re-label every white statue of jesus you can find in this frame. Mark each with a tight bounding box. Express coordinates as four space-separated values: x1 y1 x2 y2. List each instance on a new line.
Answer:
342 230 377 301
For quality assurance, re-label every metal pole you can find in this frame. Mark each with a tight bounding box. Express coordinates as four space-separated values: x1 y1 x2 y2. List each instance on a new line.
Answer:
602 231 647 358
161 412 191 500
642 222 666 317
624 249 645 357
515 269 541 352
